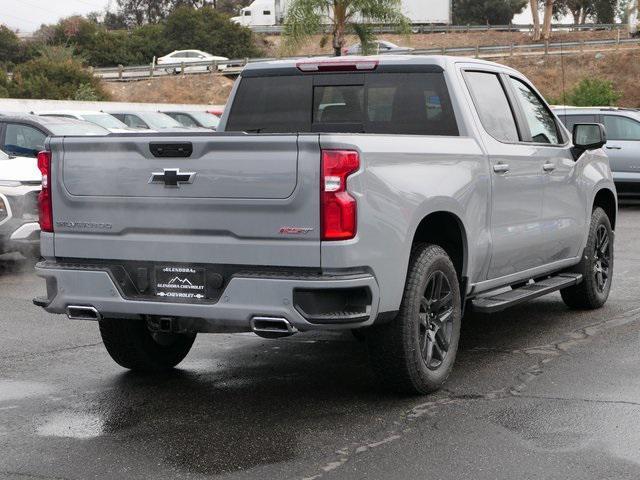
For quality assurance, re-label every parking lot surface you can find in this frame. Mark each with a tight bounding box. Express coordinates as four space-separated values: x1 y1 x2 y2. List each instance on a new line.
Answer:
2 208 640 480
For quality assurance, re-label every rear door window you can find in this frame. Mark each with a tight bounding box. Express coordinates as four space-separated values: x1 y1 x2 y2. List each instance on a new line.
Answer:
464 71 519 143
173 113 199 127
603 115 640 141
123 115 148 129
227 72 458 136
2 123 46 157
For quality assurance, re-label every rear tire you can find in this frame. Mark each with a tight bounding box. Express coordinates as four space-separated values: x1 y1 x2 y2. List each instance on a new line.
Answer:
366 244 462 395
99 318 196 371
561 207 613 310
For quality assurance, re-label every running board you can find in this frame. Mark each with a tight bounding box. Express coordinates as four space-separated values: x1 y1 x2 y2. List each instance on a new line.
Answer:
471 273 582 314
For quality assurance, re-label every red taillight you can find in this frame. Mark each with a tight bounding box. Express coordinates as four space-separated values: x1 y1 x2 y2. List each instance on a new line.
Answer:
37 150 53 232
321 149 359 240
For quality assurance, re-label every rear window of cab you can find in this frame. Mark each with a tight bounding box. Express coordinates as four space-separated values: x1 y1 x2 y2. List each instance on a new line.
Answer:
226 72 459 136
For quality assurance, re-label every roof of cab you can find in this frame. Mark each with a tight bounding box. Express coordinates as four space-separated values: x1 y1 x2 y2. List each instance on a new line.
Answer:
241 54 520 75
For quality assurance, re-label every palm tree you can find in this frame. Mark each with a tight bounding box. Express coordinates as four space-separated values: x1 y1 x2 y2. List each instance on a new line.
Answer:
283 0 409 57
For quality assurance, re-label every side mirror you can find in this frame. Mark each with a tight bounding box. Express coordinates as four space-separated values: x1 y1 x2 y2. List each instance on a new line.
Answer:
573 123 606 151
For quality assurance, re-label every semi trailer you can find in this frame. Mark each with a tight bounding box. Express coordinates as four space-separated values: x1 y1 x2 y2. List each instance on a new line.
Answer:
231 0 451 28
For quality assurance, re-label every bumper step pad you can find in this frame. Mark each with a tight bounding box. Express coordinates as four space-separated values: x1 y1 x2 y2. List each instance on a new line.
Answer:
471 273 582 314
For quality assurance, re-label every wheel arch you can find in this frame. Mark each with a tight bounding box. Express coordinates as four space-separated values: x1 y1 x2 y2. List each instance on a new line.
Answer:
411 211 468 282
593 188 617 230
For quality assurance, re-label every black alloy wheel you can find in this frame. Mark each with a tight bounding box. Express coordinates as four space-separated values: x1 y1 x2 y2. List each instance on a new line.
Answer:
593 224 611 293
418 271 455 371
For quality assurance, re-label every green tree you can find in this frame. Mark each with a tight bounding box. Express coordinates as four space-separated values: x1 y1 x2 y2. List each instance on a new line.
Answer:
553 0 594 23
453 0 528 24
116 0 172 26
127 23 168 62
284 0 409 57
564 78 621 106
164 6 259 58
592 0 617 22
0 25 22 66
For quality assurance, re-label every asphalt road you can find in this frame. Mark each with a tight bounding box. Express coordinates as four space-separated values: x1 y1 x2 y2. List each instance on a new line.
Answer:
2 208 640 480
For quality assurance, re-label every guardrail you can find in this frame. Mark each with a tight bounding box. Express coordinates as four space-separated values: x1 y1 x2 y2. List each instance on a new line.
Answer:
94 34 640 82
250 22 626 34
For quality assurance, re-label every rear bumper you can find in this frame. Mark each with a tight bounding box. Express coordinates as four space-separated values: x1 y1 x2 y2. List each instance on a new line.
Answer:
34 262 380 332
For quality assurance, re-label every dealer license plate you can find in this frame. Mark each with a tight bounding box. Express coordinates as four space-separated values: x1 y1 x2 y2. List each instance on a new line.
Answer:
155 266 206 300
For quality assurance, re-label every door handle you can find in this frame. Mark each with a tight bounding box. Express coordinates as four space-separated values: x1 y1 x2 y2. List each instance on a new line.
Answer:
606 146 622 150
493 163 510 174
543 162 556 172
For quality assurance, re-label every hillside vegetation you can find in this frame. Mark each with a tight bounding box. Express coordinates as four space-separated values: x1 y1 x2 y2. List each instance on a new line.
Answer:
261 29 625 57
105 49 640 108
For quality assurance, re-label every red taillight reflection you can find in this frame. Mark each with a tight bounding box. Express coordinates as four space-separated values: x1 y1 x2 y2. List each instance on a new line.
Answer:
321 150 359 241
37 150 53 232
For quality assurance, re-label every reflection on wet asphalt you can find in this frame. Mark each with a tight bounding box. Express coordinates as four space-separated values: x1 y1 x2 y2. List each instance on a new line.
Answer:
1 208 640 479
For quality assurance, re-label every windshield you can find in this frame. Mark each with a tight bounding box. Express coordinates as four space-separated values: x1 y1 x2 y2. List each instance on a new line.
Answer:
140 112 183 128
82 114 128 129
189 112 220 128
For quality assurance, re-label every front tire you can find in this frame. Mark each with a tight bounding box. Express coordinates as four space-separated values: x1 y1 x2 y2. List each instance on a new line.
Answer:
366 244 462 395
99 318 196 371
561 207 613 309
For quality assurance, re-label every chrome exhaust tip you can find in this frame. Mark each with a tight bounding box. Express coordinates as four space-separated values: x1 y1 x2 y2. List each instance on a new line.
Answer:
66 305 101 321
250 316 297 339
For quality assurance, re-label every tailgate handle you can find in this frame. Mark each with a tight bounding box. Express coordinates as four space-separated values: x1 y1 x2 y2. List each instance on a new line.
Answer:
149 142 193 158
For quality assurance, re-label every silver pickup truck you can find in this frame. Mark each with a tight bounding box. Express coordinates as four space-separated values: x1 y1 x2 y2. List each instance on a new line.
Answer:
34 56 617 395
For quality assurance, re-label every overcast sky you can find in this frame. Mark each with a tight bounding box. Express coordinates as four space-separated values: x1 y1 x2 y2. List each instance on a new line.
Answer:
0 0 111 33
1 0 538 34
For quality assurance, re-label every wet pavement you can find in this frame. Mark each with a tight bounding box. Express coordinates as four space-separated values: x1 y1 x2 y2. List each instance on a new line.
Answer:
2 208 640 479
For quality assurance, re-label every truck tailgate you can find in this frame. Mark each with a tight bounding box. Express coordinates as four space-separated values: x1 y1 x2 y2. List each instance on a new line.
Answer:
49 134 321 267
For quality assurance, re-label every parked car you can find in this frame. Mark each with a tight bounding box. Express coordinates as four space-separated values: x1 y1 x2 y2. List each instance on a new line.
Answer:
0 114 109 158
0 150 40 257
0 115 108 256
556 107 640 201
108 111 209 132
162 111 220 130
34 111 136 133
343 40 415 56
35 56 616 395
156 50 229 73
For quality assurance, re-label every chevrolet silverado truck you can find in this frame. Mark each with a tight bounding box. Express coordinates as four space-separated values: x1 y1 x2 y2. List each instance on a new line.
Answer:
34 56 617 394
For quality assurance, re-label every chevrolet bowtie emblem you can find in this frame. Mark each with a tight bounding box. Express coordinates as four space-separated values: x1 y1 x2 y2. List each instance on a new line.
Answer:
148 168 196 187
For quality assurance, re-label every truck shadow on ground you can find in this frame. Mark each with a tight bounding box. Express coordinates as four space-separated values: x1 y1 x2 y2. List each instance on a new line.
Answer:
74 295 594 477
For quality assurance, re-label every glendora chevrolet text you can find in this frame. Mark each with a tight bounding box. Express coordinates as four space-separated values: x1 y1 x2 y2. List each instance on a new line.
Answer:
34 56 616 395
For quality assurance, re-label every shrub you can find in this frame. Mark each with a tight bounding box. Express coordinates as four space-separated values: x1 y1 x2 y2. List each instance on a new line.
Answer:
10 50 109 101
564 78 622 107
